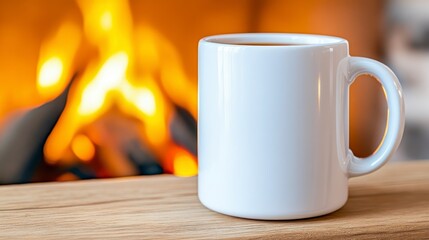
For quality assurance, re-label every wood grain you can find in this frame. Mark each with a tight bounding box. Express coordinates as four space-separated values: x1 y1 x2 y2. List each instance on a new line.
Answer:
0 161 428 239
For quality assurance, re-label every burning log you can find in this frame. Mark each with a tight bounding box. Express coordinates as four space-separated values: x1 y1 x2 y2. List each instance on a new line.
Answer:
67 164 96 180
0 75 76 184
126 139 163 175
88 112 163 176
169 105 197 156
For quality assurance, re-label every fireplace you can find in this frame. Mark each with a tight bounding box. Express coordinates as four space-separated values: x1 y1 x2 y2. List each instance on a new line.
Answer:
0 0 387 184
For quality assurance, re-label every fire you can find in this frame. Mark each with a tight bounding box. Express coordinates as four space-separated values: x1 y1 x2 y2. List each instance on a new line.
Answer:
57 173 79 182
134 88 156 116
38 0 197 177
100 11 113 31
37 21 81 100
164 145 198 177
78 52 128 116
38 57 63 90
71 134 96 162
136 26 198 119
173 148 198 177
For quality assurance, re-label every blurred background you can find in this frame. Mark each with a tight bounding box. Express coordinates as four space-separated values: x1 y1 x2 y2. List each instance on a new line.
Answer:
0 0 427 184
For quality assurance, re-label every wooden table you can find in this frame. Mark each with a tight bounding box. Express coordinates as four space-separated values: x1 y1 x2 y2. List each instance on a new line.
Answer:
0 161 428 239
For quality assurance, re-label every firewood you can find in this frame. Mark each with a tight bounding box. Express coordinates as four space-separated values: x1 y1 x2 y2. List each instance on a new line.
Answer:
0 75 76 184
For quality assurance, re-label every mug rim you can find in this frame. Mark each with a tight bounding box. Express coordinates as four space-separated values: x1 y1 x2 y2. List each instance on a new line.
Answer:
200 33 347 48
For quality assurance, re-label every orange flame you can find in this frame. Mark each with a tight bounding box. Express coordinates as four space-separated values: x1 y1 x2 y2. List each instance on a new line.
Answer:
165 145 198 177
39 0 197 177
136 26 197 118
71 134 96 162
37 21 81 100
173 148 198 177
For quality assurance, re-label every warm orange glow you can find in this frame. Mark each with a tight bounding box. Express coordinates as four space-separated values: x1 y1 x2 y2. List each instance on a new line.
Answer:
373 87 390 155
44 53 128 163
118 81 157 117
71 134 96 162
146 121 168 146
78 52 128 116
0 96 3 117
172 147 198 177
137 81 170 147
160 62 197 119
43 0 195 172
135 88 156 116
100 11 113 31
117 77 170 147
38 57 63 90
57 173 78 182
37 21 81 99
136 26 197 119
77 0 133 54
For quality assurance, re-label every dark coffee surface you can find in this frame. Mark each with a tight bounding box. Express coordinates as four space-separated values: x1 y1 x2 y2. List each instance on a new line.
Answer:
230 42 307 46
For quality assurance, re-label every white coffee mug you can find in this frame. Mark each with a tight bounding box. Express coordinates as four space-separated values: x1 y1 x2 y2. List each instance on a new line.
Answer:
198 33 404 220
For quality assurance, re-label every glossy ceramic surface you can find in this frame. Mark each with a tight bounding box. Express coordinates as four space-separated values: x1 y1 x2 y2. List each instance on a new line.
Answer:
198 33 404 220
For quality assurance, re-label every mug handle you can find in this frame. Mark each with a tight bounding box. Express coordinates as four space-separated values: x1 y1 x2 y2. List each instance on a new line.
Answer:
338 57 405 177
